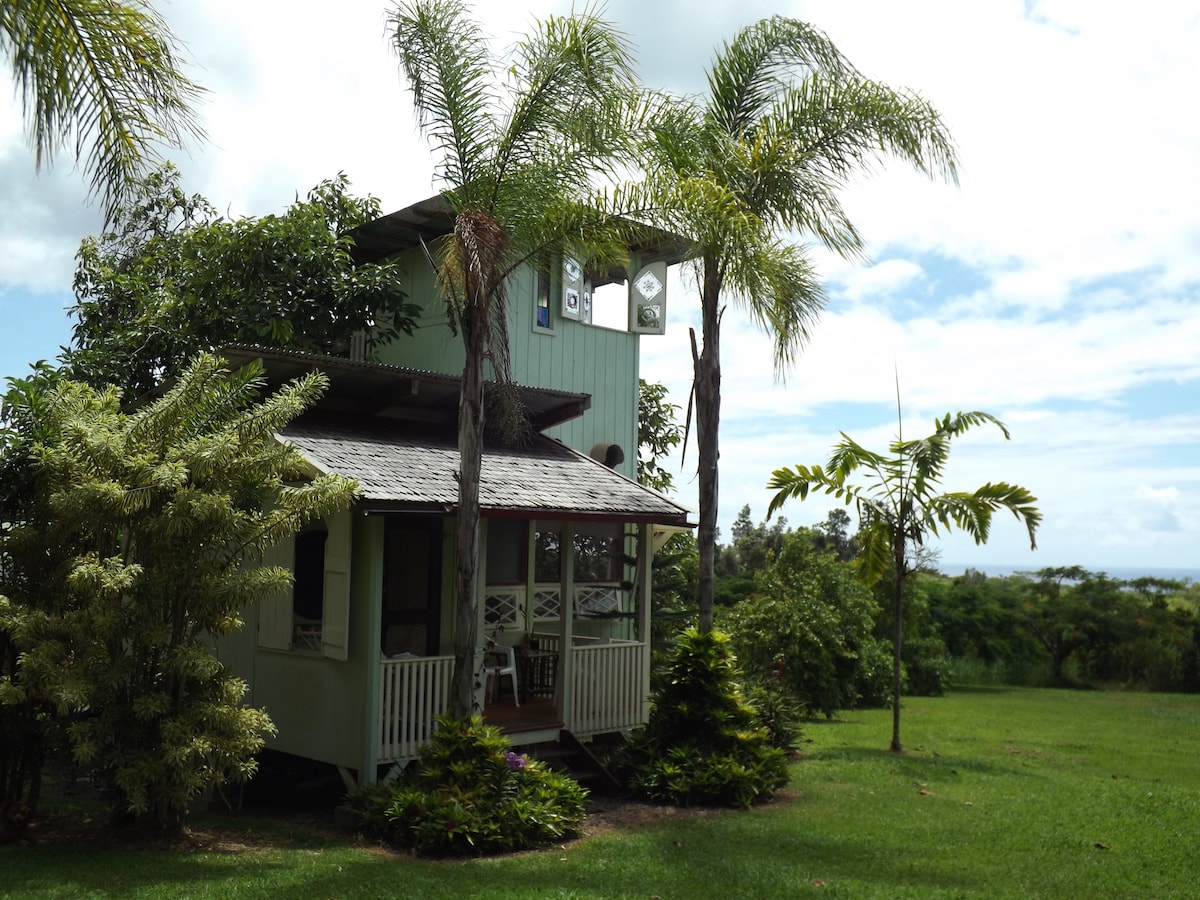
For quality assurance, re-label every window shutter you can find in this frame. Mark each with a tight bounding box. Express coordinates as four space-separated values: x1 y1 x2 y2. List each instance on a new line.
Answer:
257 539 294 650
321 509 352 661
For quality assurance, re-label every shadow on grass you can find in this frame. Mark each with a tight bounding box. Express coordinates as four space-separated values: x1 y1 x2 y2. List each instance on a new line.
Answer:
807 744 1035 780
944 684 1020 695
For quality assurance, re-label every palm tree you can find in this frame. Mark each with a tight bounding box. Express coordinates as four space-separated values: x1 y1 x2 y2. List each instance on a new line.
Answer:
389 0 646 715
642 16 959 633
0 0 204 223
766 408 1041 751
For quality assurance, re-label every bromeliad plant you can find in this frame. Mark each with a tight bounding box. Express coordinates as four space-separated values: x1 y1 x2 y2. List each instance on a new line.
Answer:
349 715 587 856
767 406 1041 752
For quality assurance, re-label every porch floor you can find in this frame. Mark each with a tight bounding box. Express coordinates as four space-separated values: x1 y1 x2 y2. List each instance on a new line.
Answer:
483 695 562 735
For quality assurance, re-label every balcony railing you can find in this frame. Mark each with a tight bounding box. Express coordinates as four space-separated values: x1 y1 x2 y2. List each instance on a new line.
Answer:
378 654 453 765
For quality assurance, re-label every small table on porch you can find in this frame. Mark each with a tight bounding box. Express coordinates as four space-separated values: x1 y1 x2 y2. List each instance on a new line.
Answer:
516 648 558 702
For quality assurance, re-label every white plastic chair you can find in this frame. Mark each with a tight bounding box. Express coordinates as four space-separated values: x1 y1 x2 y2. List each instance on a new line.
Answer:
484 643 520 707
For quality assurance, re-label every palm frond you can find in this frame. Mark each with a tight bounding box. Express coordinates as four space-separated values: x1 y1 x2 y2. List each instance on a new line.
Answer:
761 71 957 255
766 462 867 518
725 238 825 375
854 517 893 585
705 15 851 136
826 433 886 482
926 483 1042 550
390 0 498 194
934 410 1010 440
1 0 205 224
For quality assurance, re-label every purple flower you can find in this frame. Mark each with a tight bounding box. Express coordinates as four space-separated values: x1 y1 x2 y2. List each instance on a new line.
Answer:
504 751 528 771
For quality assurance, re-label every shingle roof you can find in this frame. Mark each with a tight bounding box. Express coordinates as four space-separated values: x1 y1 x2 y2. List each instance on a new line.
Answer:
281 416 693 525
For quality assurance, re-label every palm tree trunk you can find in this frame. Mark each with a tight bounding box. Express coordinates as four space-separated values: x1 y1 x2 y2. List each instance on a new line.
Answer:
891 544 905 753
450 325 485 716
695 258 723 633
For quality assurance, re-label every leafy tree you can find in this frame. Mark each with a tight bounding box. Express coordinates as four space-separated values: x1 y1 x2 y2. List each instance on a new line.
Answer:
767 410 1040 752
0 363 73 841
924 571 1039 668
637 379 683 493
67 166 418 396
1 0 204 223
724 529 883 717
713 505 789 606
389 0 648 714
0 354 357 835
641 16 958 633
1016 568 1106 684
813 507 858 562
1125 576 1187 605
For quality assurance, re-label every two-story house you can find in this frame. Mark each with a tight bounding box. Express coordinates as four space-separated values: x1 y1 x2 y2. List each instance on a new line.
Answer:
216 196 693 787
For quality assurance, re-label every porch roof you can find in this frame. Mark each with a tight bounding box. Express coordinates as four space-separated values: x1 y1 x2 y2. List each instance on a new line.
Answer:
219 346 590 431
280 415 694 526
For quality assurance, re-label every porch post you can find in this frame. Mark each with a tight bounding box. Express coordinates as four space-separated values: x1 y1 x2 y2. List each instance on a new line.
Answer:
525 520 538 637
360 514 385 784
475 518 489 711
637 523 653 723
556 522 576 727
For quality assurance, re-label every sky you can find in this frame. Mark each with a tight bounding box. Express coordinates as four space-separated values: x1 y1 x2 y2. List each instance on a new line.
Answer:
1 0 1198 577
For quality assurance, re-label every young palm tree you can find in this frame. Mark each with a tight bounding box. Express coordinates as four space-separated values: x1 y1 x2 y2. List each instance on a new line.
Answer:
1 0 204 223
766 409 1041 751
389 0 647 715
642 17 959 633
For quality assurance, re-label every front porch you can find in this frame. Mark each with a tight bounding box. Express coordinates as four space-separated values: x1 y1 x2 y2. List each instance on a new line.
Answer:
376 631 649 767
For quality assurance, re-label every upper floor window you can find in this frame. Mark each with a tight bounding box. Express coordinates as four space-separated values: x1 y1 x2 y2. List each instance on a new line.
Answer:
535 268 552 331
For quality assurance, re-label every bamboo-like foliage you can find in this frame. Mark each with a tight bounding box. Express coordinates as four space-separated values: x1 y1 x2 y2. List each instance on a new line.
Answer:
638 16 959 633
766 409 1040 751
389 0 652 715
0 353 358 834
0 0 205 223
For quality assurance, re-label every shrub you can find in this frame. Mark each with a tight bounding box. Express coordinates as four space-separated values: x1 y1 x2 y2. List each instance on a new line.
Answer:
852 638 894 708
348 715 586 856
904 636 952 696
624 629 788 808
744 681 804 752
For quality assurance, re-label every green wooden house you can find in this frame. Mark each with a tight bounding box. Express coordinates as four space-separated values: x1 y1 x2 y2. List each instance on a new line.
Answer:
216 198 692 786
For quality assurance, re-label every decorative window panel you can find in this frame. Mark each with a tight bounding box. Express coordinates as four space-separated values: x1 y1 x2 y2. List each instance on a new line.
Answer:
484 587 522 628
575 585 620 617
532 587 561 621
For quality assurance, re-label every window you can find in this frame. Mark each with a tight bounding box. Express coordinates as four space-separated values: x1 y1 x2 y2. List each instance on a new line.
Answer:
535 268 552 330
257 510 351 660
291 527 328 650
486 519 526 584
534 523 622 582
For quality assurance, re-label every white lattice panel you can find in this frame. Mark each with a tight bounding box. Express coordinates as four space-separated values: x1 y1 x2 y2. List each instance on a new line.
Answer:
484 587 522 627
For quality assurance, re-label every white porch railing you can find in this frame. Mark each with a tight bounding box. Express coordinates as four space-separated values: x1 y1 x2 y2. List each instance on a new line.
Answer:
377 587 647 764
378 654 454 764
570 640 646 735
522 633 647 735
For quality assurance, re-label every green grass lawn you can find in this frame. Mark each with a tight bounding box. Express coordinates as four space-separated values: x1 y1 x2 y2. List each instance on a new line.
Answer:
4 687 1199 898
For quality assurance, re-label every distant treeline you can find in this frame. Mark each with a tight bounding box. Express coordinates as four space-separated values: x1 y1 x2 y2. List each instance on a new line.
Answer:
651 507 1200 719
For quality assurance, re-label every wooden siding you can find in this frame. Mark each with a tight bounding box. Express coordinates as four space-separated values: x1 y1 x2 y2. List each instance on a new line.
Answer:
374 252 641 481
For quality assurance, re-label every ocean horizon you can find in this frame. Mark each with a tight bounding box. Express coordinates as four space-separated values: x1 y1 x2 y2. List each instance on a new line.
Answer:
940 562 1200 583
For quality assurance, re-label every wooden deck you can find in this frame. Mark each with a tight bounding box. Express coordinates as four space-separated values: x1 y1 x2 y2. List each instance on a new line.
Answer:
483 695 563 736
